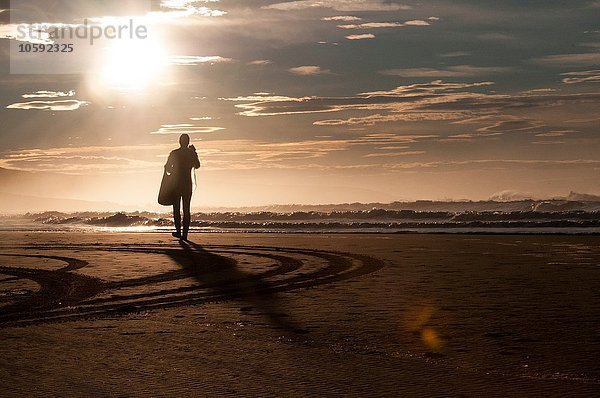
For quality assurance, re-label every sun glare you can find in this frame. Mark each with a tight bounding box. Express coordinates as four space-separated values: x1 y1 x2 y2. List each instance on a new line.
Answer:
99 39 167 90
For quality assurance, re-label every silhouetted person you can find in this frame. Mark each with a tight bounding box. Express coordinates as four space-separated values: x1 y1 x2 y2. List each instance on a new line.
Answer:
164 134 200 240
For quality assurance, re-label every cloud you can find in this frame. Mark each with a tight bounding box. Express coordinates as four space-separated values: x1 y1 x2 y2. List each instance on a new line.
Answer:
221 80 600 136
0 133 432 173
3 155 155 172
157 0 226 17
222 94 311 102
521 88 557 94
248 59 272 65
451 115 549 137
530 53 600 67
403 20 430 26
21 90 75 99
439 51 470 58
314 112 465 125
363 151 425 157
475 119 545 134
240 133 433 164
168 55 233 65
220 94 319 116
6 100 89 111
264 1 412 12
579 42 600 48
0 146 164 173
288 65 331 75
221 80 494 118
345 33 375 40
532 140 566 145
561 69 600 84
337 18 437 29
0 24 52 44
1 1 219 45
4 138 598 176
534 131 574 137
161 0 219 8
86 1 225 27
337 22 403 29
321 16 362 21
439 132 505 142
150 124 226 134
381 159 600 171
357 80 495 95
380 65 514 77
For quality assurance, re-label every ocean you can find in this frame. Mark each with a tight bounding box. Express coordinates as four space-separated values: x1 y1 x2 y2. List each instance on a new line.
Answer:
2 199 600 234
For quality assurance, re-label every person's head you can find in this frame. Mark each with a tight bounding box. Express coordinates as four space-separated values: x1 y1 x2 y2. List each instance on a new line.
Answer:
179 133 190 148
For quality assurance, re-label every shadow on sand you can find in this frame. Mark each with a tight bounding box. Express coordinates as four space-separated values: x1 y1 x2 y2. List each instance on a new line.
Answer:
167 239 307 334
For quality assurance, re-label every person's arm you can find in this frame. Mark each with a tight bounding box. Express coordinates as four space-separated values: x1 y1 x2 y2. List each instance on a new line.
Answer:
190 146 200 169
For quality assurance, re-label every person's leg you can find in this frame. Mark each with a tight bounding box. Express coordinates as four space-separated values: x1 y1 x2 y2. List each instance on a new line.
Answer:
182 192 192 240
172 195 182 237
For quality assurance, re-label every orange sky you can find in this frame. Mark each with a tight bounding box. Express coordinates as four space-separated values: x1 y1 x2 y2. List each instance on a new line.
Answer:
1 0 599 209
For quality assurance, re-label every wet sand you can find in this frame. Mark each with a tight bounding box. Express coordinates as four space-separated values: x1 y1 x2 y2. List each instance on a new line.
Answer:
0 232 599 397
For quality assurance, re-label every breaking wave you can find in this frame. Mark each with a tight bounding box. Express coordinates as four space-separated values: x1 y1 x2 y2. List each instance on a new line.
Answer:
2 201 599 233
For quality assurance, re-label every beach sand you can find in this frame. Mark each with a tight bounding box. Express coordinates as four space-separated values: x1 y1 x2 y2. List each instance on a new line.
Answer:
0 232 598 397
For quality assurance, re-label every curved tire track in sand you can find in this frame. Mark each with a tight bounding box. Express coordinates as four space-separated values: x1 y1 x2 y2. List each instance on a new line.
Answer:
0 254 103 317
0 244 384 327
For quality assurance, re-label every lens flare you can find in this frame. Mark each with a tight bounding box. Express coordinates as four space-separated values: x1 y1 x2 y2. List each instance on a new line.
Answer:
421 327 445 351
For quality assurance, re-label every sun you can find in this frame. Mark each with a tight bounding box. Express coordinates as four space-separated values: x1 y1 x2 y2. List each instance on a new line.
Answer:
99 39 168 90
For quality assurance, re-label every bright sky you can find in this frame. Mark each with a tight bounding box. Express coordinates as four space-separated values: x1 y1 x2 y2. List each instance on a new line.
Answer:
0 0 599 207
